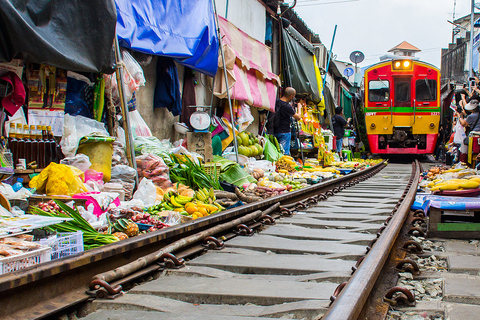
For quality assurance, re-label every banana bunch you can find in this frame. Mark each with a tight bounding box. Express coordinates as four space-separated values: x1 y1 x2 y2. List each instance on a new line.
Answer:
303 166 340 174
163 190 194 209
277 155 296 172
195 187 216 204
430 179 480 191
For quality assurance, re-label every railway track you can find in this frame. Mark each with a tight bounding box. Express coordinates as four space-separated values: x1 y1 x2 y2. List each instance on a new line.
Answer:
1 160 422 320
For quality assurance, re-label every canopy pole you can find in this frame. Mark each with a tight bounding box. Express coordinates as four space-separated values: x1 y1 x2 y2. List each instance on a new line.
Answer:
322 25 337 129
212 0 239 164
114 36 139 186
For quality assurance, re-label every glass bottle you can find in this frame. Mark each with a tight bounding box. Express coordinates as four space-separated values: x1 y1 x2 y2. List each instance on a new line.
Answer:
36 125 44 168
23 124 32 164
47 126 57 163
16 128 25 167
30 125 38 167
8 123 15 148
42 125 51 165
10 132 17 166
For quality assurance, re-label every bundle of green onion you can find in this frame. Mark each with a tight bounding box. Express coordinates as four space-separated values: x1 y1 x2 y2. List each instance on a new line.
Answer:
29 200 118 250
168 154 222 190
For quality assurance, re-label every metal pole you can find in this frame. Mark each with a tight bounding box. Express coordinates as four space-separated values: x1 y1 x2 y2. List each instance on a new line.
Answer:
212 0 239 163
114 37 139 186
470 0 475 89
322 25 338 130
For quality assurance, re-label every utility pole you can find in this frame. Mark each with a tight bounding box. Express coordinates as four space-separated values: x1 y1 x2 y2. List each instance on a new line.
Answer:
470 0 475 89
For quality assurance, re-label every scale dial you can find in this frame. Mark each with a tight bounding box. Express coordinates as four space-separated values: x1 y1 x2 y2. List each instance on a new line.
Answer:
190 111 211 131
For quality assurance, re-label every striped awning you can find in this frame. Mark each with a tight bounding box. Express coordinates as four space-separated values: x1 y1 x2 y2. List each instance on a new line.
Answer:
214 16 280 112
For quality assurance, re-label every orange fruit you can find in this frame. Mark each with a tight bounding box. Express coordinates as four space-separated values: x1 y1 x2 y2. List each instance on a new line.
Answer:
193 211 203 218
198 207 208 216
191 213 199 219
185 202 195 208
186 205 197 215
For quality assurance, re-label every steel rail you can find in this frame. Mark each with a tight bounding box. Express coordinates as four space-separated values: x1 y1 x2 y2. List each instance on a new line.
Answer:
322 160 420 320
0 161 386 320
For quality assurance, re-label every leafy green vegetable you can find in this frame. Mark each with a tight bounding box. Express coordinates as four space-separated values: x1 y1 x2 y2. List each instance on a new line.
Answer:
29 200 118 249
220 164 256 186
168 155 222 190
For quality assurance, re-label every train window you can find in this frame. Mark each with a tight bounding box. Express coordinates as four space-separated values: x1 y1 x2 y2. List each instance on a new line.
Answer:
416 79 437 101
395 80 410 102
368 80 390 102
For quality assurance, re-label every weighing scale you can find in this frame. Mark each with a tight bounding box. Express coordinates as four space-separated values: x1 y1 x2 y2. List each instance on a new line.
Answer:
189 106 212 132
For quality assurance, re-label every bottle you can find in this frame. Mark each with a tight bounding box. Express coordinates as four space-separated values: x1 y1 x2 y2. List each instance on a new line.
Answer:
37 126 45 169
8 123 15 148
42 125 51 165
16 126 25 168
47 126 57 163
10 132 17 166
23 124 32 164
30 125 38 167
12 178 23 192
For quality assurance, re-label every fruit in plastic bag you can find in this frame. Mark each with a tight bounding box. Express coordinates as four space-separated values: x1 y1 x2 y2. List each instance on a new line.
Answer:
29 162 87 195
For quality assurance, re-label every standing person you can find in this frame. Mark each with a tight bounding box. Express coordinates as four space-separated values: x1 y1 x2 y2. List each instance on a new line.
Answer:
273 87 301 156
332 106 350 157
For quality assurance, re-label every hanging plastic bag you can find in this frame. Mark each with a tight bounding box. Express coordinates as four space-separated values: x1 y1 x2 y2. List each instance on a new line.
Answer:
122 51 146 87
60 154 92 172
237 102 254 132
129 109 152 138
133 178 156 207
29 163 87 196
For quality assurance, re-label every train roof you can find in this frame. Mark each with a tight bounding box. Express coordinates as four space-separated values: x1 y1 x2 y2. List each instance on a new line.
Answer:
363 58 439 74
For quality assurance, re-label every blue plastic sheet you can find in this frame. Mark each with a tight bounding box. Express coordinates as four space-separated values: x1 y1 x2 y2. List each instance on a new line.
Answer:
115 0 219 77
412 194 480 215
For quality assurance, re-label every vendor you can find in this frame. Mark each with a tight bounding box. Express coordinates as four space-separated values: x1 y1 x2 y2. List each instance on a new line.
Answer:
273 87 301 156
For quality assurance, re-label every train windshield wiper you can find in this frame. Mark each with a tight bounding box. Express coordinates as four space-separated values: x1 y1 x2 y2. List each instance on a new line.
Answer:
425 77 434 100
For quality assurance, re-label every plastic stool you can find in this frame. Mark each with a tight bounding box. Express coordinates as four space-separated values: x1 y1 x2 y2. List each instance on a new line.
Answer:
342 150 352 161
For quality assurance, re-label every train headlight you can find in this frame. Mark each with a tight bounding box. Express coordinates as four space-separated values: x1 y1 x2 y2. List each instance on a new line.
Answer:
392 59 413 70
429 123 435 129
370 123 376 129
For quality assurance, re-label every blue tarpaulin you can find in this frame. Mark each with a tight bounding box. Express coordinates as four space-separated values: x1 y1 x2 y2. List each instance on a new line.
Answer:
115 0 219 77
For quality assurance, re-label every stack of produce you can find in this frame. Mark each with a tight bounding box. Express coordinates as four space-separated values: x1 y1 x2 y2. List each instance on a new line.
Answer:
136 153 173 189
419 166 480 192
168 154 221 190
160 188 225 219
236 131 263 157
30 200 119 249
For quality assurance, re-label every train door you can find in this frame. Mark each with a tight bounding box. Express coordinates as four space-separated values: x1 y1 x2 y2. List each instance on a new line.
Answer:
391 76 413 145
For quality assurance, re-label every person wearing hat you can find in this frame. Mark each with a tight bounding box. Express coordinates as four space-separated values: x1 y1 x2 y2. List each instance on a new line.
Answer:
459 99 480 133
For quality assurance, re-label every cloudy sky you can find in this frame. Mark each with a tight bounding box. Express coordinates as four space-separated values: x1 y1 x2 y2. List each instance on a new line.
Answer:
286 0 472 69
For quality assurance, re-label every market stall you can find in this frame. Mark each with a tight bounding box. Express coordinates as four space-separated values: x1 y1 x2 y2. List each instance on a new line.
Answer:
0 0 384 275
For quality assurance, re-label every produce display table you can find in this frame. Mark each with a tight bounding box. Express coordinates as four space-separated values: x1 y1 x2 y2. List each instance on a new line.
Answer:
425 196 480 239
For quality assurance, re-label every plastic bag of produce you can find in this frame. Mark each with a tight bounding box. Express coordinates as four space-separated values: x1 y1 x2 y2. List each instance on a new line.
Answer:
263 138 281 162
111 165 137 184
112 141 129 166
61 114 110 157
133 178 156 207
60 153 92 172
135 154 173 189
129 109 152 138
134 136 172 156
29 162 87 196
244 159 275 174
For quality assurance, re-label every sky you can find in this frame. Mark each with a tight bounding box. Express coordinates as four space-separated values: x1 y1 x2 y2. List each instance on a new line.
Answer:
285 0 473 69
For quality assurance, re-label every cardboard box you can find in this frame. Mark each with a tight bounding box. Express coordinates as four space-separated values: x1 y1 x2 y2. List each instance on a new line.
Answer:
187 132 213 162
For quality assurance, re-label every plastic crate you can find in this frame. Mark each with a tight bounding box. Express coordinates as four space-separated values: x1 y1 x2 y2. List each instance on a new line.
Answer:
0 246 51 275
204 162 221 177
39 231 84 260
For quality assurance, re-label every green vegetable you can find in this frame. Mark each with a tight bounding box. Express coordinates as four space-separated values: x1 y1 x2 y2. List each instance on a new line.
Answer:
29 200 118 250
168 154 222 190
220 164 256 186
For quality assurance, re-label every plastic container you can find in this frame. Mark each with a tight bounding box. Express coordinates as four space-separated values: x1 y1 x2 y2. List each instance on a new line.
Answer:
77 138 114 182
39 231 84 260
12 178 23 192
0 246 51 275
103 182 125 201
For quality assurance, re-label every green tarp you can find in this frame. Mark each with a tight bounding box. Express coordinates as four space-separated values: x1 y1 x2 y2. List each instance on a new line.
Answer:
341 87 352 119
281 27 320 103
